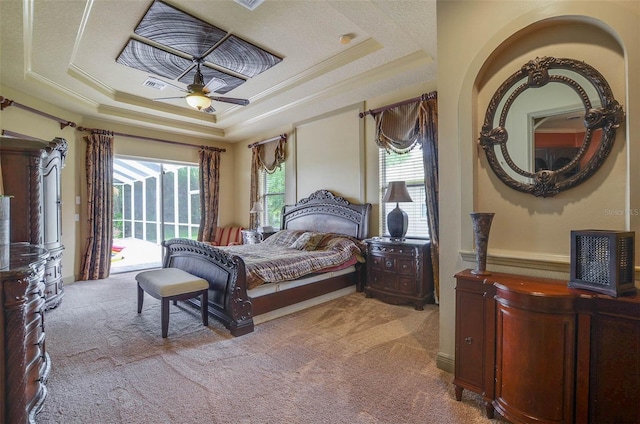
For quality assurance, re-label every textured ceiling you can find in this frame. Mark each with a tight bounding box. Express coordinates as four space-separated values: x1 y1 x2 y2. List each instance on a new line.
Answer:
0 0 437 143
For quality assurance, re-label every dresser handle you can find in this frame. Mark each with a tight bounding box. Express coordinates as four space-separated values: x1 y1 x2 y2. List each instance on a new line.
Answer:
464 337 473 345
385 260 393 268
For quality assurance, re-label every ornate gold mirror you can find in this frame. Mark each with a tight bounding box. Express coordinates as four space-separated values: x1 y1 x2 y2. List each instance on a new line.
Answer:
479 57 624 197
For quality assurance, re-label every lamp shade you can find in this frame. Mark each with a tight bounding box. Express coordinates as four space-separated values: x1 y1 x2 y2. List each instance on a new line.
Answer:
383 181 412 203
186 93 212 110
250 201 263 213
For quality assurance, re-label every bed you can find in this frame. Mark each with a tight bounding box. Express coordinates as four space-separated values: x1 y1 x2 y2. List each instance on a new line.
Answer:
161 190 371 336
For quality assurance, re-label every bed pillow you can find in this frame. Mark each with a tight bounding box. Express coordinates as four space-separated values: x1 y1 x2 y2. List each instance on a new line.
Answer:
289 232 325 251
263 230 305 247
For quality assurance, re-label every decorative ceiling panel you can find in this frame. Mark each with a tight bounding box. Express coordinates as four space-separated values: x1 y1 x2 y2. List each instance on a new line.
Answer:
117 39 192 80
134 0 227 58
204 35 283 78
178 65 245 95
117 0 282 103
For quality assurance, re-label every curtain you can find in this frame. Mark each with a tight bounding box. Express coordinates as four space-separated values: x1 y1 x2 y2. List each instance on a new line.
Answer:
373 92 440 300
79 131 114 280
249 135 286 229
375 101 424 153
197 147 221 243
420 96 439 301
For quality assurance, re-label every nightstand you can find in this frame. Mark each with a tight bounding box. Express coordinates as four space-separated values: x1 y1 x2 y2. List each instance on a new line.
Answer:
364 237 434 310
241 229 277 244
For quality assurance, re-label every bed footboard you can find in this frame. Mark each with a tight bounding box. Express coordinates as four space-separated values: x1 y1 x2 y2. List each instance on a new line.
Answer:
161 238 254 336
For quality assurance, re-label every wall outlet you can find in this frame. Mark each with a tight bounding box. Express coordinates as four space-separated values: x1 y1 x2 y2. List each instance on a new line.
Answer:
75 196 81 205
74 214 79 222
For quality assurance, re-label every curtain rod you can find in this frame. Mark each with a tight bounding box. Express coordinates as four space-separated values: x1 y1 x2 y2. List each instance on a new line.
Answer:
1 130 44 141
77 126 226 152
358 91 437 118
247 133 287 149
0 96 226 152
1 96 77 129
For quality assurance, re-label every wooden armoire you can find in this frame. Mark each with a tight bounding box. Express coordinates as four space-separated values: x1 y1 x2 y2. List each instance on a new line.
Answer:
0 136 67 309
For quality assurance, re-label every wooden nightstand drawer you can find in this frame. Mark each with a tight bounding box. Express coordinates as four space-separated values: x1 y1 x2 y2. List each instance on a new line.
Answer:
364 238 434 310
397 258 414 275
370 255 385 271
368 269 390 290
397 276 416 294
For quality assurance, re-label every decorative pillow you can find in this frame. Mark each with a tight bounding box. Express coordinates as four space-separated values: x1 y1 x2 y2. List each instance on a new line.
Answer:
289 232 325 251
262 230 305 247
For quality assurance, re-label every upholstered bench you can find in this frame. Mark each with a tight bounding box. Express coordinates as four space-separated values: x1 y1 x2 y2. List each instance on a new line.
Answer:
136 268 209 338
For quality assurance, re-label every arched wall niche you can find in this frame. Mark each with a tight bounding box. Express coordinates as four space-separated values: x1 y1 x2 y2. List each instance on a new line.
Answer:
437 0 639 376
471 17 627 260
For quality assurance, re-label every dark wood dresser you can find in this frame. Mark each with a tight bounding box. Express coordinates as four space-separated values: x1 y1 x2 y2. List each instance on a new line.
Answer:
0 243 50 424
0 136 67 310
364 237 434 310
454 269 640 424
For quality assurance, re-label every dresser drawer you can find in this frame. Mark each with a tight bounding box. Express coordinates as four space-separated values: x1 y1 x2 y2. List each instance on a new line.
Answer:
370 255 385 271
25 328 46 369
44 261 61 284
371 254 414 274
396 258 415 276
397 276 417 294
24 356 46 412
369 270 395 291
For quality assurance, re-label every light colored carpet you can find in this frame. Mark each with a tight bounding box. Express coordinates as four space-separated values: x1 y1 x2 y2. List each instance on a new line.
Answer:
37 271 507 424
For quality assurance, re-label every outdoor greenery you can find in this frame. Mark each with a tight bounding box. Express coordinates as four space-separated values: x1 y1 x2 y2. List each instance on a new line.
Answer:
264 165 285 228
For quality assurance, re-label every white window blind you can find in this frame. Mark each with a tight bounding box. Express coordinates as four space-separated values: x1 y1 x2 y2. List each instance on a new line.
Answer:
259 164 285 228
379 148 429 238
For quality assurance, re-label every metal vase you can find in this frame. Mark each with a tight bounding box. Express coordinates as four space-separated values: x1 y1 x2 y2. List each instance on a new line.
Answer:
0 196 9 270
470 212 495 275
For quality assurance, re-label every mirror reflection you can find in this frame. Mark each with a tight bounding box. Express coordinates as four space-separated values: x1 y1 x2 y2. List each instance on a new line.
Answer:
480 57 623 197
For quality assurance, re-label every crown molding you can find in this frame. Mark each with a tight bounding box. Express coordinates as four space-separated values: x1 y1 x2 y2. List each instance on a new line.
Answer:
229 50 433 132
96 104 225 138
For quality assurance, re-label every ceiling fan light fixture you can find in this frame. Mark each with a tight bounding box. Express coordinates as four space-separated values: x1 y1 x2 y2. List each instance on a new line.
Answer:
186 93 212 110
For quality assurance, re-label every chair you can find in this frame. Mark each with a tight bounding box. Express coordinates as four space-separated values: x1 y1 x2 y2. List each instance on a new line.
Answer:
210 226 244 246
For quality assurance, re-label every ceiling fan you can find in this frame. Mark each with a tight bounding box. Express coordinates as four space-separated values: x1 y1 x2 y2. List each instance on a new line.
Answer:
153 61 250 113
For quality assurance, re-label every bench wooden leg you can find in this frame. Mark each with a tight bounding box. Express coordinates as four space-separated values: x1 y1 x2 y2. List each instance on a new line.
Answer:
161 298 170 338
201 289 208 326
137 283 144 313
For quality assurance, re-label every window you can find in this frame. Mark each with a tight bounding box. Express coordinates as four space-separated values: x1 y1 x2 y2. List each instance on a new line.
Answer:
259 164 285 228
379 148 428 238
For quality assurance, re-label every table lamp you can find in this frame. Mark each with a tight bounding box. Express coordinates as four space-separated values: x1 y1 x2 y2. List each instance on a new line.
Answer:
250 201 263 230
383 181 412 239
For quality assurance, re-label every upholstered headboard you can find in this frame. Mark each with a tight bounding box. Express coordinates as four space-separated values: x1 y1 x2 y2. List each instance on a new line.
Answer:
281 190 371 239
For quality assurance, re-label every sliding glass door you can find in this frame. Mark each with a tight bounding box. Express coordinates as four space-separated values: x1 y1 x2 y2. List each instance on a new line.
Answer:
112 158 200 272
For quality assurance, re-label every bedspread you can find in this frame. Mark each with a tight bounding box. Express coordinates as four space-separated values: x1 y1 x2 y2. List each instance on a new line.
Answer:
220 230 366 289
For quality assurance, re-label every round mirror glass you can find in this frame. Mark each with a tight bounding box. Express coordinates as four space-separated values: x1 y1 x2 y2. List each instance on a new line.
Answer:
479 57 624 197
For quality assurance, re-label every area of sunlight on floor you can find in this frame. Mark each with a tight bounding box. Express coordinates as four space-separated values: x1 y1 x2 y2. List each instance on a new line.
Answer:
110 238 163 274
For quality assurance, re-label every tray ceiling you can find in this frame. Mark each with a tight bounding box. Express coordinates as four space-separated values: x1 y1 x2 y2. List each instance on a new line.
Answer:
0 0 437 143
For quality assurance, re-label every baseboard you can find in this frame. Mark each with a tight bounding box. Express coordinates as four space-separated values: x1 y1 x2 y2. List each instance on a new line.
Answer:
436 351 455 374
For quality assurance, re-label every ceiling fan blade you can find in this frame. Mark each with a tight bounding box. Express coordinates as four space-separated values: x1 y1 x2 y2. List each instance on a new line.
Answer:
153 96 186 101
209 96 250 106
202 105 216 114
